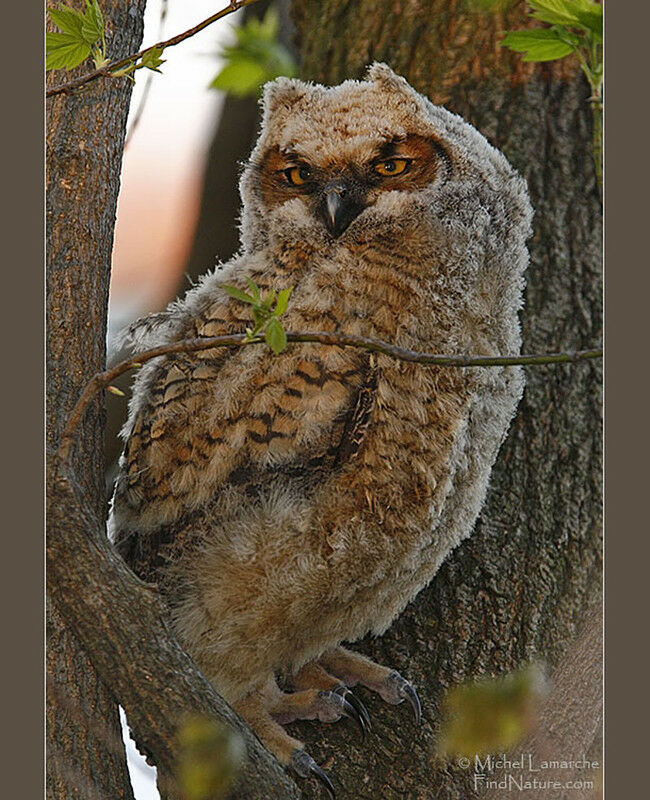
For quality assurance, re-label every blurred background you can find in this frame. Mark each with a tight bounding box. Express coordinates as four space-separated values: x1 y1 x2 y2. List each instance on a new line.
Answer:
109 2 295 796
110 0 227 338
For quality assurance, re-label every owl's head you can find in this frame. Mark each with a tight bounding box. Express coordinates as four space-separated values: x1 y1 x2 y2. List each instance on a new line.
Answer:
239 64 527 254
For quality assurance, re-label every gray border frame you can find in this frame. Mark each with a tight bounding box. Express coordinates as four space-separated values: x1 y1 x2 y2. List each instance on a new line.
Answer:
5 3 45 799
603 2 646 797
22 1 646 798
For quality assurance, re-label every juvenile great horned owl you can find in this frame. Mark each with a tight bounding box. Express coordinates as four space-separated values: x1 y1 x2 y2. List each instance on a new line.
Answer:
110 64 532 792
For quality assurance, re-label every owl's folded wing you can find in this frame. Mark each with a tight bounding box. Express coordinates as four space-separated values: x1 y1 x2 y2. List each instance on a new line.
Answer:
110 341 377 570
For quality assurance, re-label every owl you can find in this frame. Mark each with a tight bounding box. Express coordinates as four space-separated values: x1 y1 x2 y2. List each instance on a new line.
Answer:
110 63 532 795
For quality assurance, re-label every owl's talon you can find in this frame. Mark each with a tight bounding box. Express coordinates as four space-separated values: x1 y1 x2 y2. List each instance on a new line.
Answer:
403 682 422 725
318 690 367 739
290 749 336 799
332 685 372 732
387 671 422 725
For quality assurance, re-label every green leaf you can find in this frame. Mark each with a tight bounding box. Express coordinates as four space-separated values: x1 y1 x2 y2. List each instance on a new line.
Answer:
48 7 84 38
526 0 581 26
92 48 110 69
221 285 255 305
109 63 137 78
139 45 166 73
209 7 297 97
244 276 261 303
575 8 603 42
527 0 603 42
273 287 293 317
46 32 91 70
252 309 270 332
265 318 287 355
81 0 104 45
501 28 576 61
570 0 600 8
47 1 104 70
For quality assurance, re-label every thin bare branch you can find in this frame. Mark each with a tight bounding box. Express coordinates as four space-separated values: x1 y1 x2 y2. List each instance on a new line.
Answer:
56 328 602 468
46 0 260 98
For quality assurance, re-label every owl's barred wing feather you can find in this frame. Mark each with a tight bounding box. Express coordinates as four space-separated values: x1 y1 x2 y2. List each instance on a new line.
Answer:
113 356 379 584
110 291 379 578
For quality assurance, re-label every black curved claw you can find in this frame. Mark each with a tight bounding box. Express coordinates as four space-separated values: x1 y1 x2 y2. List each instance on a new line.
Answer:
320 690 367 739
310 759 336 799
339 695 367 740
402 682 422 726
290 750 336 799
333 686 372 732
388 671 422 726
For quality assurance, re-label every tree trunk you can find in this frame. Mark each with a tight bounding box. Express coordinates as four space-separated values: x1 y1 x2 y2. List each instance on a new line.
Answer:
288 1 602 797
46 2 146 798
47 464 300 800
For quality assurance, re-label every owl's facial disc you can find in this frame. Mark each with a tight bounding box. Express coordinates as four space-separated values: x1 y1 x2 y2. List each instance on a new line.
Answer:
257 135 446 238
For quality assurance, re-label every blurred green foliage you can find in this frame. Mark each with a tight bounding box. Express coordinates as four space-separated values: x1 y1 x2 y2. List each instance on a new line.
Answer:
210 8 297 97
435 664 546 759
176 714 245 800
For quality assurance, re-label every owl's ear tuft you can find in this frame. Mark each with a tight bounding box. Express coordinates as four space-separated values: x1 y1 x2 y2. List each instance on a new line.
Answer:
262 77 309 118
366 63 413 96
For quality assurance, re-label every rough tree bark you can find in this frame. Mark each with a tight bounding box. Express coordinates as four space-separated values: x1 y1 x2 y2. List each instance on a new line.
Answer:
46 2 147 798
285 1 602 798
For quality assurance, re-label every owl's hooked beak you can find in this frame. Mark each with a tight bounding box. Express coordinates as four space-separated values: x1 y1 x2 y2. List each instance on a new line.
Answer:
321 181 365 238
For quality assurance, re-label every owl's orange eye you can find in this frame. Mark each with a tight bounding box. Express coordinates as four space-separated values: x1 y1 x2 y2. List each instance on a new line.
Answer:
374 159 410 176
284 165 312 185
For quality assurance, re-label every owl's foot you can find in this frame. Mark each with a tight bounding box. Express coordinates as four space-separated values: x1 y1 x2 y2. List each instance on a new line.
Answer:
290 661 372 733
270 686 368 738
319 645 421 724
233 679 338 798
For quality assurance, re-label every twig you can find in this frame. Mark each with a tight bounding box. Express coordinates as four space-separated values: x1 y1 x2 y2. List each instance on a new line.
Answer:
46 0 259 98
55 329 602 468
